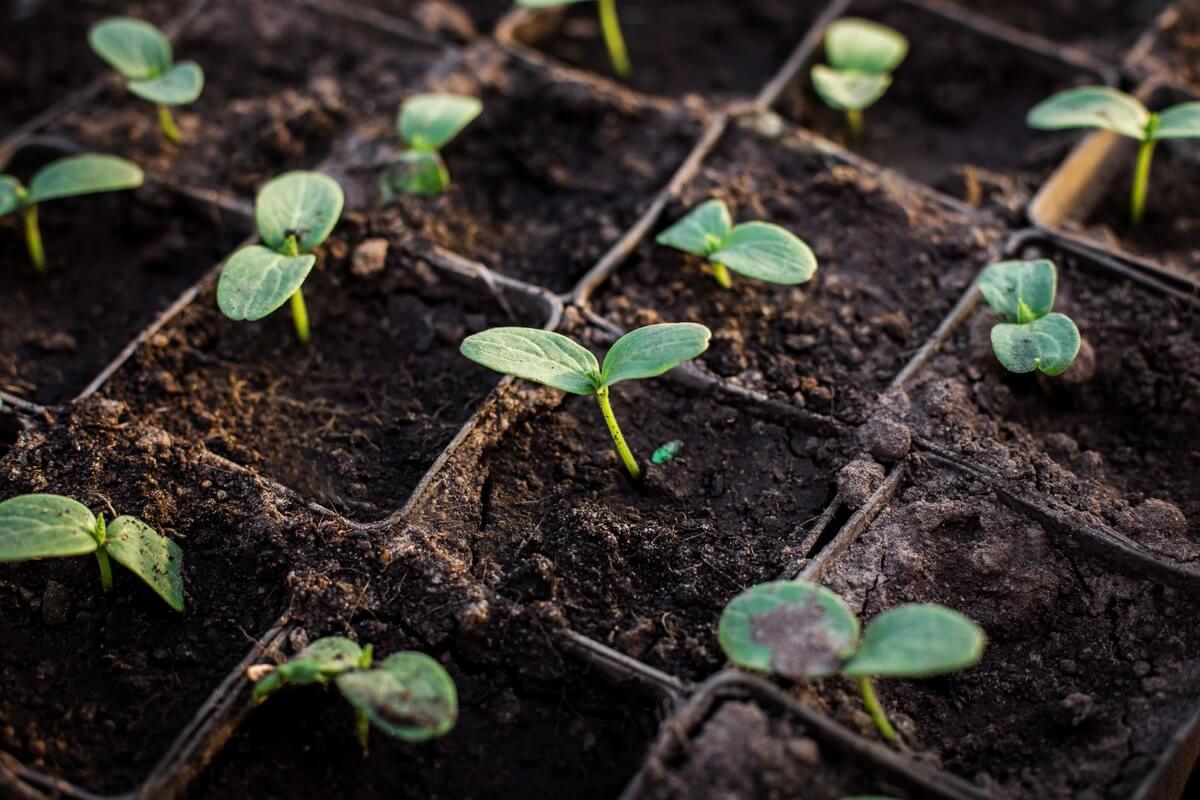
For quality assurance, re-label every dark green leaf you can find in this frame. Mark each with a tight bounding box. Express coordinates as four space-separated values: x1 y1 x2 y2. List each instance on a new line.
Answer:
255 171 344 252
129 61 204 106
335 652 458 742
0 494 98 561
655 199 732 257
217 245 315 322
460 327 601 395
991 313 1081 376
599 323 710 388
843 603 985 678
978 259 1057 323
1026 86 1150 140
105 515 184 612
27 155 143 205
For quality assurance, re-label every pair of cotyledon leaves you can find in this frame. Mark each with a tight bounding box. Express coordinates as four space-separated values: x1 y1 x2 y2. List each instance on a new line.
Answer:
385 94 483 196
978 259 1080 376
89 17 205 106
1027 85 1200 142
811 17 908 113
0 155 143 217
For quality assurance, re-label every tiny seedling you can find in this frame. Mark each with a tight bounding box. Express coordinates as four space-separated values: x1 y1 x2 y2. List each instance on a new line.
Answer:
217 171 344 344
977 259 1080 377
0 494 183 612
382 94 482 197
811 17 908 138
1 154 143 273
460 323 710 479
720 580 984 741
89 17 205 145
1027 86 1200 225
251 636 457 753
656 199 818 289
517 0 631 78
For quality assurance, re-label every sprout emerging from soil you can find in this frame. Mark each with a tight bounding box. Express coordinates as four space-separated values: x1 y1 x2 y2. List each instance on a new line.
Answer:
656 199 818 289
720 580 984 741
811 17 908 138
383 94 483 197
460 323 711 479
517 0 631 78
978 259 1080 377
1027 86 1200 225
0 154 143 273
89 17 206 145
0 494 184 612
251 636 457 754
217 171 344 344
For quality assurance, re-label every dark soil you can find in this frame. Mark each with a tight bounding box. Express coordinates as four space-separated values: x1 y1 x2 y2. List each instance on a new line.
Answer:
590 124 1000 424
355 0 513 37
1158 0 1200 92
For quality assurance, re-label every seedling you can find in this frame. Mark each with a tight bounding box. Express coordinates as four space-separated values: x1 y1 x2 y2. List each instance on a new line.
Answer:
720 580 984 741
382 94 482 197
460 323 710 479
1 154 143 273
1027 86 1200 225
811 17 908 138
517 0 631 78
89 17 205 145
217 171 344 344
656 199 818 289
251 636 457 753
977 259 1080 377
0 494 183 612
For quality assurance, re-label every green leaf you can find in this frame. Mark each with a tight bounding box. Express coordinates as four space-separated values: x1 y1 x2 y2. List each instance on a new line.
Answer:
398 94 483 152
217 245 316 322
655 199 732 257
718 580 860 680
990 313 1081 376
600 323 711 389
254 171 344 253
254 636 365 703
128 61 204 106
380 150 450 198
89 17 172 80
1152 102 1200 140
711 222 818 285
1026 86 1150 140
0 494 98 561
460 328 601 395
105 516 183 612
824 17 908 74
978 259 1057 323
811 65 892 112
843 603 985 678
335 652 458 742
0 176 22 217
28 154 143 205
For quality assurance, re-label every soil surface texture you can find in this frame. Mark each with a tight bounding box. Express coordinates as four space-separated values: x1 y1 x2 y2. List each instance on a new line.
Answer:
948 0 1169 60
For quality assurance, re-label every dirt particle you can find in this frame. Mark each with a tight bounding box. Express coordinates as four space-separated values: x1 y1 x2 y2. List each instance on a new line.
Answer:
838 459 886 509
351 238 389 278
858 416 911 463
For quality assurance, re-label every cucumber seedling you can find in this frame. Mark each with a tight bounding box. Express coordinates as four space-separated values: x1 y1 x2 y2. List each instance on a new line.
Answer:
811 17 908 138
460 323 710 479
0 494 184 612
251 636 457 753
89 17 205 145
1027 86 1200 225
382 94 482 197
978 259 1080 377
1 154 143 273
656 199 818 289
517 0 631 78
720 580 984 741
217 171 344 344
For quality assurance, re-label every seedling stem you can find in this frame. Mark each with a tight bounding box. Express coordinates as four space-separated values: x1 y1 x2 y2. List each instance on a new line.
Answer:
1131 138 1156 227
846 109 864 139
157 104 183 145
22 205 45 274
93 514 114 592
858 676 896 740
710 261 733 289
598 0 631 78
596 387 640 479
280 235 311 344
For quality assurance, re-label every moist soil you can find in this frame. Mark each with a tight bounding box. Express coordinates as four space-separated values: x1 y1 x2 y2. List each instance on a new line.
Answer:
1157 0 1200 92
357 0 514 37
781 0 1096 206
590 124 999 425
516 0 823 102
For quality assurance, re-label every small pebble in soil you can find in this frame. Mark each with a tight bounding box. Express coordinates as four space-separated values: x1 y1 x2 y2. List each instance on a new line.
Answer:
838 458 886 509
351 237 389 278
858 416 911 463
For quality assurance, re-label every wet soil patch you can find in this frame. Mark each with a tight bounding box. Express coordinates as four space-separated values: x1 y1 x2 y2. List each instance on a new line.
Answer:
356 0 513 36
1154 1 1200 92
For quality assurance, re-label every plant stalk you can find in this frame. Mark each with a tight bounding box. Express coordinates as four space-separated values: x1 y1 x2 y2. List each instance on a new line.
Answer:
858 676 897 741
595 387 641 479
846 109 864 139
597 0 632 78
289 288 311 345
355 709 370 756
710 261 733 289
157 104 183 145
93 515 113 592
1129 138 1156 227
22 205 45 273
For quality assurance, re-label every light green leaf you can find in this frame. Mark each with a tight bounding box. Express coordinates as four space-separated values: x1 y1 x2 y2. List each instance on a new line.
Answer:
600 323 711 389
711 222 818 285
1026 86 1150 140
217 245 315 322
978 259 1057 323
719 580 860 680
88 17 172 80
990 313 1081 376
105 515 183 612
655 199 732 257
380 150 450 198
0 176 23 217
335 652 458 742
398 94 483 152
460 328 601 395
253 636 365 703
824 18 908 74
28 155 143 205
811 65 892 112
0 494 98 561
129 61 204 106
843 604 985 678
254 171 344 252
1153 102 1200 140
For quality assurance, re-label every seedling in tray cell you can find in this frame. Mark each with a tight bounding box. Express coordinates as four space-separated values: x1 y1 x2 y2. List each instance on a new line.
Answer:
720 580 984 741
381 94 483 197
89 17 206 145
977 259 1081 377
810 17 908 139
460 323 710 479
1027 86 1200 225
517 0 631 78
0 494 184 612
217 171 344 344
656 199 818 289
1 154 143 273
251 636 457 754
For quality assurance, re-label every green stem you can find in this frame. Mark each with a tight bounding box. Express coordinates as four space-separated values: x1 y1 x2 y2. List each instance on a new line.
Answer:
157 104 182 145
93 515 113 593
595 387 641 479
1130 138 1156 227
289 288 311 345
858 676 897 741
355 708 370 755
22 205 45 274
597 0 631 78
710 261 733 289
846 109 864 140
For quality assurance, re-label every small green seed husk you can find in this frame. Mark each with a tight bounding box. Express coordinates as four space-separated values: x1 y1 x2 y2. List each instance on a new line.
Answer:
595 386 640 479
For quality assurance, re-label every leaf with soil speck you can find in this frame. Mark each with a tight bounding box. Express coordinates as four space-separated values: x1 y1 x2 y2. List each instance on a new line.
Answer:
335 652 457 742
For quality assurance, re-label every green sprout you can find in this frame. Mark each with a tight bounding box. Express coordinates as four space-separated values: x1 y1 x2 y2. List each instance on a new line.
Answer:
0 494 184 612
978 259 1081 377
1027 86 1200 226
217 171 344 345
656 199 818 289
460 323 711 479
810 18 908 139
88 17 205 145
1 154 143 274
719 580 984 741
382 94 482 198
517 0 631 78
251 636 457 754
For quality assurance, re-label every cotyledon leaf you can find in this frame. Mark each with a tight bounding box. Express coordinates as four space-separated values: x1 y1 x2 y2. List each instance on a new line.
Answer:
88 16 172 80
990 312 1081 376
824 17 908 74
129 61 205 105
105 515 184 612
810 65 893 112
335 651 458 742
599 323 711 388
460 327 601 396
27 155 143 205
978 259 1057 323
397 94 483 152
254 171 344 252
1026 86 1151 140
253 637 365 703
843 603 985 678
217 245 316 322
711 221 818 285
1153 101 1200 140
655 199 733 257
0 494 98 561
